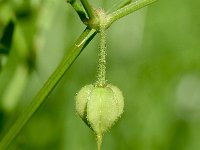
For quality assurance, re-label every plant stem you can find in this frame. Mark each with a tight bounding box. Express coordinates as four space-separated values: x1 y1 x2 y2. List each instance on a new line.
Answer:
96 26 106 87
96 10 107 87
107 0 157 28
0 28 96 150
97 134 102 150
107 0 132 14
80 0 95 20
68 0 88 22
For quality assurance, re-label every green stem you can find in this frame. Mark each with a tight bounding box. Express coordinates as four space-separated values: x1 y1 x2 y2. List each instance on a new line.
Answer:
67 0 88 23
96 27 106 87
0 28 96 150
96 10 107 87
107 0 157 28
97 134 102 150
107 0 132 14
80 0 95 20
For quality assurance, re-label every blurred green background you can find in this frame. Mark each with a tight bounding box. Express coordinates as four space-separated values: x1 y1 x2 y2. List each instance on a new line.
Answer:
0 0 200 150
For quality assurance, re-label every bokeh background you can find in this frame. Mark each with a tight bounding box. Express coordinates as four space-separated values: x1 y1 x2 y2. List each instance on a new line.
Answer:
0 0 200 150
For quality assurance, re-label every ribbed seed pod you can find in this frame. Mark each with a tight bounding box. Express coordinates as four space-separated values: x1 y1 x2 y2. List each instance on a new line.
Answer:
75 9 124 150
75 84 124 149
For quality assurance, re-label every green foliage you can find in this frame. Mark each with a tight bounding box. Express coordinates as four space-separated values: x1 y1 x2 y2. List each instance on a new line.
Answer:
1 0 200 150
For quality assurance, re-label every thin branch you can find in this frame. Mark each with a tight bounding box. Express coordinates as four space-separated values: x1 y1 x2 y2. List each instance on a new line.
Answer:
80 0 95 20
0 28 96 150
67 0 88 23
107 0 157 28
107 0 132 14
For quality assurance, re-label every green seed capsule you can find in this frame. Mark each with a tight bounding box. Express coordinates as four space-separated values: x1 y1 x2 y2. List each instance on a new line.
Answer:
75 84 124 138
75 10 124 150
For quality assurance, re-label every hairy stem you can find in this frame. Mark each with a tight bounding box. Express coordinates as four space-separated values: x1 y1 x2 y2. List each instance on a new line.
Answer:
96 10 107 87
0 28 96 150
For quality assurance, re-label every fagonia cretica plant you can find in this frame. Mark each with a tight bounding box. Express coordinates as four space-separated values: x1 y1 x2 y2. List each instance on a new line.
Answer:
75 9 124 150
0 0 157 149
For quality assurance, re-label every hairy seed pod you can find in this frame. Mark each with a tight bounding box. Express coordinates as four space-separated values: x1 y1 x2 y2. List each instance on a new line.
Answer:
75 84 124 138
